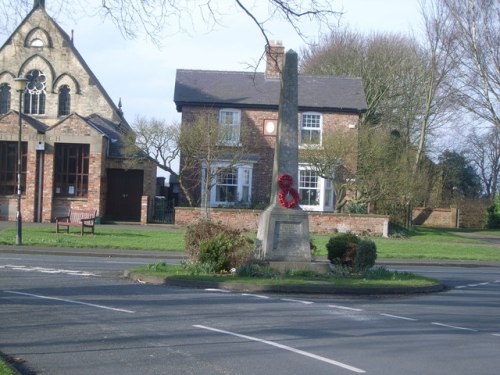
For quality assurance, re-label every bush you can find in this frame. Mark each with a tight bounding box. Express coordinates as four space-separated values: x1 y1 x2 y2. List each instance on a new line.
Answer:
184 219 253 272
486 194 500 229
326 232 360 266
354 240 377 272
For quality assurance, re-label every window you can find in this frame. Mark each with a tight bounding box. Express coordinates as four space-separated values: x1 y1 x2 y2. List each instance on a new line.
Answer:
298 166 334 211
218 109 241 146
206 164 253 206
24 70 46 115
215 168 238 203
58 85 71 116
54 143 90 197
299 169 320 206
0 84 11 114
300 112 322 145
0 141 27 195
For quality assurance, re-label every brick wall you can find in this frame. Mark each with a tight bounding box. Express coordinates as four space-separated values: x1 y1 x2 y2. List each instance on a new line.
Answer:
412 207 459 228
175 207 389 237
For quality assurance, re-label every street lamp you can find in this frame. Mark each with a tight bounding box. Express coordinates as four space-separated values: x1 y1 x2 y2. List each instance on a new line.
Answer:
14 76 28 246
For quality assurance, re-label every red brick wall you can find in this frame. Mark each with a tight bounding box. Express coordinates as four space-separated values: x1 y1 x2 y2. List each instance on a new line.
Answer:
412 207 459 228
175 207 389 236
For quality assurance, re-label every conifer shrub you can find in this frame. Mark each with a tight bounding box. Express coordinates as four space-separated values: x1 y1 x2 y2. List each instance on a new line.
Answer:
326 232 360 267
354 240 377 272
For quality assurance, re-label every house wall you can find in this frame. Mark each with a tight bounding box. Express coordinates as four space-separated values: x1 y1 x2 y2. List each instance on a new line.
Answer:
179 105 360 207
175 207 389 237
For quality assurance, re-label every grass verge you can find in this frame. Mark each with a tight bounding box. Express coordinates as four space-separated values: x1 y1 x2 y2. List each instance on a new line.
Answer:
129 264 439 288
0 226 185 251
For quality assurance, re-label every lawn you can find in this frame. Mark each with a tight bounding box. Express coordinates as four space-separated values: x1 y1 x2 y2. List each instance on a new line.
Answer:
0 225 185 252
0 224 499 261
311 228 500 262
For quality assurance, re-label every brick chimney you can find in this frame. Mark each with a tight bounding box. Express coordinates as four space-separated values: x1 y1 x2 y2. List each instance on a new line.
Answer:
265 40 284 79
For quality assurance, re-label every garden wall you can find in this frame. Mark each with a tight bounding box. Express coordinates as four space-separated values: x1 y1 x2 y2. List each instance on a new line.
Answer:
412 207 459 228
175 208 389 237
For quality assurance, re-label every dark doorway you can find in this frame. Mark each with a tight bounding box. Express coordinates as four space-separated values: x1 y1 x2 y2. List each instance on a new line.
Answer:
106 169 143 221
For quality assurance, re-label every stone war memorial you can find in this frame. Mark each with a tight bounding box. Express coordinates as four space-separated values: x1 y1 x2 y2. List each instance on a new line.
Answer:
255 49 315 270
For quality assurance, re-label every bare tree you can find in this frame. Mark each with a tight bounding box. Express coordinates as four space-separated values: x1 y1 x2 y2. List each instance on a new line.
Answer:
123 116 179 176
178 110 250 216
0 0 340 50
299 131 357 212
464 125 500 198
436 0 499 130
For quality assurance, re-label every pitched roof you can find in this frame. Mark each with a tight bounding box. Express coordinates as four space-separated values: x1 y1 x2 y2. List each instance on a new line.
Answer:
0 5 130 131
174 69 367 113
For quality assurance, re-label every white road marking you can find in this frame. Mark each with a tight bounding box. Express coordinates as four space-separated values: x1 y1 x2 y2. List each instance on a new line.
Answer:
1 265 98 277
205 288 231 293
431 322 478 332
492 334 500 337
193 324 366 373
380 313 417 321
241 293 270 299
4 291 135 314
280 298 314 305
328 304 363 312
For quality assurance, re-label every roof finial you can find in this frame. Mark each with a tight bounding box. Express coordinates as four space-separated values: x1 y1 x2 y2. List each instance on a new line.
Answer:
34 0 45 9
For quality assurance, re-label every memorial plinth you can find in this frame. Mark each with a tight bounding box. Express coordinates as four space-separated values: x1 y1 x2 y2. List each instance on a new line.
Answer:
255 49 311 263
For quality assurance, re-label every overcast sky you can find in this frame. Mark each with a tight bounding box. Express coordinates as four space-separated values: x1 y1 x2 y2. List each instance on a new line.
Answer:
44 0 422 124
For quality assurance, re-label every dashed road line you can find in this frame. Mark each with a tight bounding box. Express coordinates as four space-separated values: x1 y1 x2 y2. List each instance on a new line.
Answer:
205 288 231 293
280 298 314 305
380 313 417 321
241 293 270 299
4 290 135 313
194 324 366 373
328 304 364 312
431 322 478 332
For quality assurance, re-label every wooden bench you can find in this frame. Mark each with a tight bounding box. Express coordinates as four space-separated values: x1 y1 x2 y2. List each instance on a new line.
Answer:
56 209 97 235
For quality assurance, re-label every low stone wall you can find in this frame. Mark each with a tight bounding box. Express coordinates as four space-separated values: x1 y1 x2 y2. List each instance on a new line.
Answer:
175 207 389 237
412 207 459 228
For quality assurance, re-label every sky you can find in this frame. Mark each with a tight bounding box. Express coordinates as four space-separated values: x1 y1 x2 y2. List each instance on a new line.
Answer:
28 0 422 124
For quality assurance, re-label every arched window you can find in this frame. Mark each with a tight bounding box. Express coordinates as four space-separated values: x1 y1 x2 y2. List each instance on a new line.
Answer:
23 70 46 115
58 85 71 116
0 83 11 114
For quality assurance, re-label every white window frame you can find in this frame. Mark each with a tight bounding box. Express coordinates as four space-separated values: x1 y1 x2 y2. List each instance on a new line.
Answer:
298 165 334 212
218 109 241 146
206 162 253 207
300 112 322 147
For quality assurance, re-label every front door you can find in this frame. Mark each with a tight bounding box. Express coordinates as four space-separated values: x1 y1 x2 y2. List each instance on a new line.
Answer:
106 169 144 221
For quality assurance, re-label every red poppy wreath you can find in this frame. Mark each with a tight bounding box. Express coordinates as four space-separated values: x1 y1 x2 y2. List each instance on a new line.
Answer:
277 173 300 208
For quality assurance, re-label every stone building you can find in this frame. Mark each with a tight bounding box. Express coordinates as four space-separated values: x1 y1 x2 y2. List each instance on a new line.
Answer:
174 42 367 212
0 0 156 223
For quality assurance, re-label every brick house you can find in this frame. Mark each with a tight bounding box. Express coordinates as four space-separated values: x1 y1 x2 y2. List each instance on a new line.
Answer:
174 42 367 212
0 0 156 223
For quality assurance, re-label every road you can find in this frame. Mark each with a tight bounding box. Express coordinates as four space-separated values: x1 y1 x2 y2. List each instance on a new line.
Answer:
1 252 499 375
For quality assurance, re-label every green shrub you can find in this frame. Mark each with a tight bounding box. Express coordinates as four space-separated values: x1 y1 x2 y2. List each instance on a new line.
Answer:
185 219 253 272
486 194 500 229
326 232 360 266
354 240 377 272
